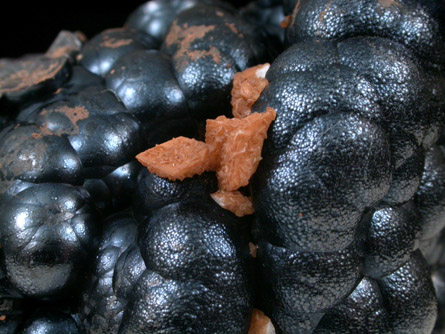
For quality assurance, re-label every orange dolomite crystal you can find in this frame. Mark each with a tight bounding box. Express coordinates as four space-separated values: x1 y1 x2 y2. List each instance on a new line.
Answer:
136 136 211 181
205 115 241 170
231 63 270 119
248 309 276 334
216 108 276 191
210 190 254 217
135 64 276 217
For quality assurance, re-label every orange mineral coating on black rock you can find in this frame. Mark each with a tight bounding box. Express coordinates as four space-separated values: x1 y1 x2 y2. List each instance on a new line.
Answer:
100 38 134 49
38 106 90 136
165 21 221 72
0 56 66 94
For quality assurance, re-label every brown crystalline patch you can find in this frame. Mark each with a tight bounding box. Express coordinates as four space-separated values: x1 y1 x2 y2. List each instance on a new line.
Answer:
0 56 65 94
231 63 270 119
210 190 254 217
0 315 6 321
136 137 211 181
205 116 241 169
248 310 276 334
216 10 224 17
38 106 89 136
165 21 220 72
100 38 133 49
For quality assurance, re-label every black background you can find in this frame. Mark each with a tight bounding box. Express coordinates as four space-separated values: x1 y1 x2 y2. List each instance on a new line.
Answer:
0 1 250 58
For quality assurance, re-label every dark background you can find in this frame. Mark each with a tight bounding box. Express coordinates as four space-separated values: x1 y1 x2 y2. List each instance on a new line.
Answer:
0 1 250 58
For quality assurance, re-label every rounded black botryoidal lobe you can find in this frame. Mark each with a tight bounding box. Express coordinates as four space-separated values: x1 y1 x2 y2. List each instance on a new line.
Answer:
105 49 196 147
314 277 392 333
81 213 145 334
315 252 437 333
0 184 98 300
252 113 391 252
138 201 253 293
126 0 196 44
82 200 254 333
383 146 426 205
16 84 145 181
376 251 437 333
286 0 445 70
364 202 422 279
78 28 158 77
0 123 83 187
416 145 445 240
256 239 363 333
18 312 81 334
250 1 445 332
119 271 241 334
255 36 442 165
133 169 218 222
0 265 23 333
161 4 268 120
253 61 384 151
105 50 188 123
127 200 254 334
